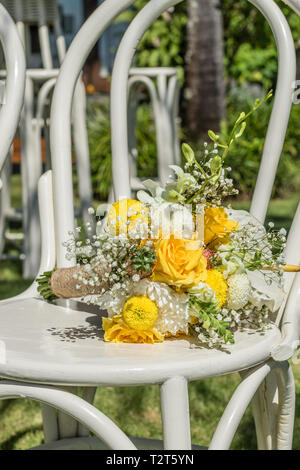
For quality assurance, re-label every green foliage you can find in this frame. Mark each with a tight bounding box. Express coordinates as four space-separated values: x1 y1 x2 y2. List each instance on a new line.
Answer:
222 0 300 89
130 245 156 274
37 271 57 302
87 101 112 201
130 1 187 83
87 100 157 201
218 89 300 197
189 296 234 345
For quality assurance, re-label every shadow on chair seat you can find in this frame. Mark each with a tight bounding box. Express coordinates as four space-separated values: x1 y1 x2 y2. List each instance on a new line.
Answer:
0 298 282 387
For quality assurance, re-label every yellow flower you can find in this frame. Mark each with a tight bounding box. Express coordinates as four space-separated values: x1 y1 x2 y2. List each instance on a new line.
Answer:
102 315 164 344
107 199 149 236
206 269 228 307
122 296 158 330
204 207 239 249
151 234 207 288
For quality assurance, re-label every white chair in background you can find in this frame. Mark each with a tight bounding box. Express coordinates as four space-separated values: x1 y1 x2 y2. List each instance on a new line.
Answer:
0 0 299 451
0 0 92 279
128 67 181 191
0 4 26 258
282 0 300 14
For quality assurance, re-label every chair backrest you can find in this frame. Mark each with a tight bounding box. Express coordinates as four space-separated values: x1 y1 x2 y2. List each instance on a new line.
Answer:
109 0 300 350
282 0 300 15
110 0 296 224
50 0 137 268
0 3 26 171
1 0 66 67
49 0 296 268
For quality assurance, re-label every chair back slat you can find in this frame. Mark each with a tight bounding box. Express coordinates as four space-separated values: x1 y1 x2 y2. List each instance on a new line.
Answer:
110 0 296 221
0 4 26 171
249 0 296 223
282 0 300 15
49 0 136 268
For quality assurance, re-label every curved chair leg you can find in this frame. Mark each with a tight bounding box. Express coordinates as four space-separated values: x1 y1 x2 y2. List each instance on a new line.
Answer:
251 361 295 450
209 362 272 450
160 376 191 450
0 381 135 450
42 386 97 443
210 361 295 450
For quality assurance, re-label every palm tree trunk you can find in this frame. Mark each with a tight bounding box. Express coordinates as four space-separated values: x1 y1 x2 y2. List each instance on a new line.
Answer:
185 0 225 140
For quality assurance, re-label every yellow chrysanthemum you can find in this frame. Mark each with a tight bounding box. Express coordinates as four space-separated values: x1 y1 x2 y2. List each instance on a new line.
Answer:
122 296 158 330
107 199 149 236
205 269 228 307
102 315 164 344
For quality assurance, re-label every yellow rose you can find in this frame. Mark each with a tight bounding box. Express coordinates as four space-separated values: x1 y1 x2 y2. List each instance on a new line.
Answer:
107 199 149 236
204 207 239 249
151 234 207 288
102 315 164 344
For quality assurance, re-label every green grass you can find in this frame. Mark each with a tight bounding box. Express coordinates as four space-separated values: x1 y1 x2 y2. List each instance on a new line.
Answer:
1 368 300 450
0 194 299 450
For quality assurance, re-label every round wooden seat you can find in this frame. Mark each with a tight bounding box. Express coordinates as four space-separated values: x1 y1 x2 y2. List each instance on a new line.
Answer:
0 298 282 387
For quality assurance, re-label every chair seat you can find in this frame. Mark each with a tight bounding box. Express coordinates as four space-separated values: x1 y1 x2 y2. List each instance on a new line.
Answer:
0 298 282 386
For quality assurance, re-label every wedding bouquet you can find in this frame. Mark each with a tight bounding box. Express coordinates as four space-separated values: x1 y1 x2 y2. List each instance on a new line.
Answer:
38 91 299 348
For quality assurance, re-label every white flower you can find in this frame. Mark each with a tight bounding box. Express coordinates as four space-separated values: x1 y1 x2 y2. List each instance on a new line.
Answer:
226 273 251 311
217 246 246 278
99 279 190 336
188 282 216 303
247 270 284 313
149 202 195 240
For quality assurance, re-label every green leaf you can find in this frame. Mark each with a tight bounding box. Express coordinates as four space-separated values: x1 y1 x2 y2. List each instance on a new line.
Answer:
210 156 222 174
208 130 220 142
235 121 247 139
182 143 195 164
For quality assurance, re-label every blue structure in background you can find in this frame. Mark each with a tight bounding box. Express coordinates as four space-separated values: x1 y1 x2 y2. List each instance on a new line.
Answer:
97 0 130 77
57 0 84 47
56 0 130 77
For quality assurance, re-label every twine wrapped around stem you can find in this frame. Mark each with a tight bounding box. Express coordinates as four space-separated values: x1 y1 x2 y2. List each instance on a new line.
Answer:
37 264 300 302
37 263 150 300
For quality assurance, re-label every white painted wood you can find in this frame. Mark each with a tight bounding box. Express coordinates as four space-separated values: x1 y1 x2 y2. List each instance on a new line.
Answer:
50 0 137 267
20 76 42 279
282 0 300 14
251 361 295 450
0 299 282 385
78 387 97 437
249 0 296 222
160 376 191 450
0 0 298 451
31 436 205 450
209 363 273 450
0 1 93 278
0 381 136 450
110 0 182 201
128 68 180 187
0 4 25 170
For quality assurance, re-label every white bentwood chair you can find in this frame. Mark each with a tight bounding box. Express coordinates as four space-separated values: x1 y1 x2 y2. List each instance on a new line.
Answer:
0 0 299 450
0 0 93 279
128 67 181 190
0 4 25 257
